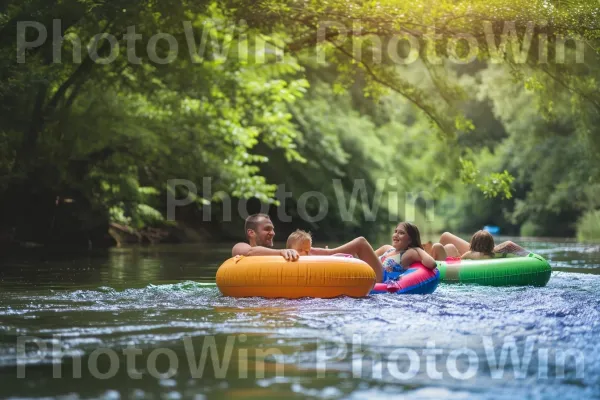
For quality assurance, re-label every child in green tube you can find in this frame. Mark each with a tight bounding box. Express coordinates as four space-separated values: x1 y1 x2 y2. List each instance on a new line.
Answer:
430 230 529 260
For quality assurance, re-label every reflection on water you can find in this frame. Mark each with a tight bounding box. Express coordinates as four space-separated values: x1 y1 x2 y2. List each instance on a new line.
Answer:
0 239 599 399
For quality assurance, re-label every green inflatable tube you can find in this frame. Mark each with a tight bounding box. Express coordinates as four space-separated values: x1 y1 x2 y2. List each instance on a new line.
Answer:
436 253 552 287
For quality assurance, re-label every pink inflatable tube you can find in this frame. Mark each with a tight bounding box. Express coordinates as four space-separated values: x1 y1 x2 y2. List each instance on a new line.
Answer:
370 263 440 295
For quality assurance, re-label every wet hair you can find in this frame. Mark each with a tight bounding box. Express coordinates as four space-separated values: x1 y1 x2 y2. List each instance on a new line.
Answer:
244 213 271 239
399 222 423 249
286 230 312 249
469 230 495 255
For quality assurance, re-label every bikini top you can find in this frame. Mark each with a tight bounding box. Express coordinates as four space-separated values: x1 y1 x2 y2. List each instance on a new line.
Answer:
379 248 405 273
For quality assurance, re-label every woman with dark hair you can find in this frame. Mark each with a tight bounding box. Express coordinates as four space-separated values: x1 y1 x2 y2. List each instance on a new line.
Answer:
373 222 437 282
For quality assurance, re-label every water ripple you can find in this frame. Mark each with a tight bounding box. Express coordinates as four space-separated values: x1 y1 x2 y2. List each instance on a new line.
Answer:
1 243 600 399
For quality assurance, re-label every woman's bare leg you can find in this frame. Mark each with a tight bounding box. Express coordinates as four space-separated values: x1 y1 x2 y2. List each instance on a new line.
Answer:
431 243 460 260
324 237 384 282
431 243 447 260
440 232 470 255
444 244 460 257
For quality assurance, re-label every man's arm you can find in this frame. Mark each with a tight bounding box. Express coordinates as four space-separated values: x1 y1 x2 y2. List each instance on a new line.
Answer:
231 243 299 260
232 242 252 256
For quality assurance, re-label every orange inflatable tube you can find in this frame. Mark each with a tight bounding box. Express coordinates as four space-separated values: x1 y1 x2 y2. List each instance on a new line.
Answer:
216 256 376 299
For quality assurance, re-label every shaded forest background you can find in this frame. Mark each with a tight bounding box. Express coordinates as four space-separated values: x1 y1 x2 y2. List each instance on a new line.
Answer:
1 0 599 248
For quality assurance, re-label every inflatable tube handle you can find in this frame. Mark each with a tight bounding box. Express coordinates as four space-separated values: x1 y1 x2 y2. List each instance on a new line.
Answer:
386 281 401 293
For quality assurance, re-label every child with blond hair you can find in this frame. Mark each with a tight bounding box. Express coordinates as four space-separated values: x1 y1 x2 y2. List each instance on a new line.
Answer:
286 230 313 256
286 230 354 258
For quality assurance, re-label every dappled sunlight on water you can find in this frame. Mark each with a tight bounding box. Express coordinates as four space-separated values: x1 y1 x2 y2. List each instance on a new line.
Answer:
0 241 599 399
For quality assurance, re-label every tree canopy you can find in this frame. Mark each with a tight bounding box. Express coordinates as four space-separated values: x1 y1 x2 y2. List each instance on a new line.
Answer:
1 0 599 245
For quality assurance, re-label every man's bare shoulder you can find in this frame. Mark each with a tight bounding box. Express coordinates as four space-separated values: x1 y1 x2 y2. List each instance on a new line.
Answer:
232 242 251 257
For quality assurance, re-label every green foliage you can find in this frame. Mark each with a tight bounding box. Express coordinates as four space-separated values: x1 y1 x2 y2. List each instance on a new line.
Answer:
0 0 311 235
1 0 599 243
520 220 546 237
459 158 514 199
478 171 514 200
576 210 600 242
459 158 479 185
439 61 600 236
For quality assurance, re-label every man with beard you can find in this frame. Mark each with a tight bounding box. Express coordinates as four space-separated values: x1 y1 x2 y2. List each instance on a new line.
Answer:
231 213 299 260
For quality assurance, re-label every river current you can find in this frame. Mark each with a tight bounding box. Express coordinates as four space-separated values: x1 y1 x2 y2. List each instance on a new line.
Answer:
1 239 599 399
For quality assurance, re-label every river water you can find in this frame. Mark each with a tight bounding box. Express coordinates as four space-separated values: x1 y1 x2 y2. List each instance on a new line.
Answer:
1 238 599 399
